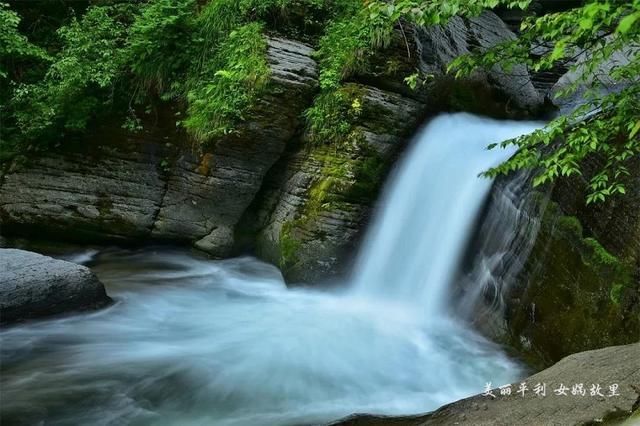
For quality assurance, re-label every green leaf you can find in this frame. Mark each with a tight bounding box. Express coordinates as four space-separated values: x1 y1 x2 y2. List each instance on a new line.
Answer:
617 13 639 34
630 120 640 139
579 18 593 30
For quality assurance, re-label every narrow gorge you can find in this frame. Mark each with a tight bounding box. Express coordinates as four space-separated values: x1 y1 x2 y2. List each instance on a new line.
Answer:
1 1 638 425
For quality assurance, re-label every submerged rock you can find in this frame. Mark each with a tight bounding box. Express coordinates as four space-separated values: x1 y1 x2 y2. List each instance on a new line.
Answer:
331 343 640 426
0 249 111 324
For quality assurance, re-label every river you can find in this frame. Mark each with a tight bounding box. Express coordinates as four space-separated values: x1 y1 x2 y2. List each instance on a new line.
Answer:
0 113 541 426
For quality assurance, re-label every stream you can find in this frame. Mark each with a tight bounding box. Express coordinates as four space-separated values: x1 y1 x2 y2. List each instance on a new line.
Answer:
0 113 541 426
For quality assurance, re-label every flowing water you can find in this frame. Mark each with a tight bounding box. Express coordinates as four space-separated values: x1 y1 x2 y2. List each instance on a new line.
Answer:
1 113 540 426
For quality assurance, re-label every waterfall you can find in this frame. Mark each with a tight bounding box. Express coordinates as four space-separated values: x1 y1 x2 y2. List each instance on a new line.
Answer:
454 171 547 334
1 113 543 426
351 113 542 318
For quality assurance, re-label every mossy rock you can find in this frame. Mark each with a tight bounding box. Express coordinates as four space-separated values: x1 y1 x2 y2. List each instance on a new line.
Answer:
505 197 639 369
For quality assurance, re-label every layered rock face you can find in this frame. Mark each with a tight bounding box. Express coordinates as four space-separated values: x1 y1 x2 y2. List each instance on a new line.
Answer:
0 37 318 257
483 46 640 367
248 13 544 282
416 11 543 117
152 38 319 256
331 343 640 426
0 249 111 324
0 13 544 282
250 85 425 282
500 160 640 368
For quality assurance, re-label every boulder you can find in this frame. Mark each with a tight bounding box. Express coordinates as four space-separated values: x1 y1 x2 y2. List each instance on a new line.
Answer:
0 249 111 324
331 343 640 426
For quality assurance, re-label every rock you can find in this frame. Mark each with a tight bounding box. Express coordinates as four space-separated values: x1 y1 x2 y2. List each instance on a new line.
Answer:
150 37 318 258
0 129 168 242
330 343 640 426
0 249 111 324
248 11 543 283
194 225 235 257
463 153 640 369
250 83 425 282
550 43 639 114
464 158 640 369
502 194 640 368
415 11 544 117
247 11 544 283
0 37 318 257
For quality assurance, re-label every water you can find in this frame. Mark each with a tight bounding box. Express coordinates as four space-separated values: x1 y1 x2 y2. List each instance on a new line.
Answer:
455 172 546 331
351 113 542 317
1 113 540 426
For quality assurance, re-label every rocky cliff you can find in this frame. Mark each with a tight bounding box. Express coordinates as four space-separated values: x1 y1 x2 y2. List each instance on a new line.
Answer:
0 37 318 257
0 12 543 283
247 12 544 282
474 48 640 368
499 160 640 368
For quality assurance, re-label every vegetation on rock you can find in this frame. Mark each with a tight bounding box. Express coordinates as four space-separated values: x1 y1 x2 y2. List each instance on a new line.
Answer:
506 195 637 367
453 0 640 204
2 0 638 204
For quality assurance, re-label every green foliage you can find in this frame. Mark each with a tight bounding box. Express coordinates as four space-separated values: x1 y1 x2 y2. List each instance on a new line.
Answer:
3 0 638 208
2 0 357 149
0 2 48 80
305 0 527 145
304 85 364 144
316 3 391 90
128 0 196 93
11 5 132 141
448 0 640 204
185 23 269 141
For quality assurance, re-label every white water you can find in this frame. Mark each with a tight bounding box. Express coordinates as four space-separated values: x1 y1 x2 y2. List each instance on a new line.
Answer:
352 113 541 316
1 113 540 426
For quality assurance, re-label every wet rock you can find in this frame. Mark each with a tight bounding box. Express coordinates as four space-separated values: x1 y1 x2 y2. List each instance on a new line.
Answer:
503 194 639 368
0 249 111 324
330 343 640 426
415 11 544 117
251 84 425 282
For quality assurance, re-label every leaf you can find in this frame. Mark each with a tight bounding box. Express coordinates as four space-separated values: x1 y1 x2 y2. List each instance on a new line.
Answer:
630 120 640 139
579 18 593 30
617 13 639 34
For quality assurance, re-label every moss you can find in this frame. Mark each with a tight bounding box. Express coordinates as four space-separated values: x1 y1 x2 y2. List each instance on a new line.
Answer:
583 237 621 267
279 220 301 269
556 215 583 238
304 84 366 145
609 283 625 305
506 197 638 368
347 148 387 202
